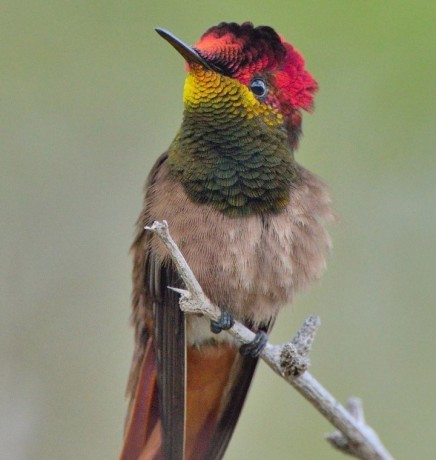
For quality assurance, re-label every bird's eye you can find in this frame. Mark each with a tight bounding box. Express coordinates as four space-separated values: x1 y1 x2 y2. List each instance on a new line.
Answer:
250 78 268 98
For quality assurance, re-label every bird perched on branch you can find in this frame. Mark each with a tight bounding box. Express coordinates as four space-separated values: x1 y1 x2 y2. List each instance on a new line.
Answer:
120 22 333 460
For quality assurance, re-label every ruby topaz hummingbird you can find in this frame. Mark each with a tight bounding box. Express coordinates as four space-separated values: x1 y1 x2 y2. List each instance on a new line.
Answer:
120 22 333 460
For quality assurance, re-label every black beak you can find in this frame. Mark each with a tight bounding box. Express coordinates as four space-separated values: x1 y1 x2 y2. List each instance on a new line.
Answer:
155 28 216 71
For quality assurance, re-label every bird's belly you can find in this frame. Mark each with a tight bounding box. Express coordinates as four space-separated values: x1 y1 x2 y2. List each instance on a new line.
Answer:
154 209 297 324
179 214 297 346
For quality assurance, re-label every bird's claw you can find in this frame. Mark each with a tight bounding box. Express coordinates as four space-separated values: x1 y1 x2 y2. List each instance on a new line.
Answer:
210 310 234 334
240 331 268 358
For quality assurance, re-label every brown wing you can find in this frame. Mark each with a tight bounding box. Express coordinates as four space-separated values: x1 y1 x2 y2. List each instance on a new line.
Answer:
124 152 186 459
120 337 159 459
127 152 170 406
152 257 186 459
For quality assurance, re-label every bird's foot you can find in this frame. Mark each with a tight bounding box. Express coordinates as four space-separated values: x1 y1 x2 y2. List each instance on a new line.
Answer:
240 331 268 358
210 310 234 334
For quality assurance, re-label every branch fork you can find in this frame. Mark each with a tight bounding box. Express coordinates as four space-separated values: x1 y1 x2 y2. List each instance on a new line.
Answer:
145 220 393 460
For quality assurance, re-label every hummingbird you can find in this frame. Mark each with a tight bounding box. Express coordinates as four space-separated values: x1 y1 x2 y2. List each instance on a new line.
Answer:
120 22 333 460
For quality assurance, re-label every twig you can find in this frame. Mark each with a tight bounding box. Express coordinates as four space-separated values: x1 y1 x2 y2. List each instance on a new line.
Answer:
145 220 394 460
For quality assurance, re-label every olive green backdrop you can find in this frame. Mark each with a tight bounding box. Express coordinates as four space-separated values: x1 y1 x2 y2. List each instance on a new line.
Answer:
2 1 435 459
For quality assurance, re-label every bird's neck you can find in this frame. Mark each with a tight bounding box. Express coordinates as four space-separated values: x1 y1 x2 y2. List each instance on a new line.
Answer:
167 69 298 217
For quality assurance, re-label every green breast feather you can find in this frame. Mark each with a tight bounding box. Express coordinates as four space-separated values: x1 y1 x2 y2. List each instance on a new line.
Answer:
168 109 297 218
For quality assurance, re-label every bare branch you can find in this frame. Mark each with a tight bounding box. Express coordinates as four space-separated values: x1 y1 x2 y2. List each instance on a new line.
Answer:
145 221 394 460
326 398 388 458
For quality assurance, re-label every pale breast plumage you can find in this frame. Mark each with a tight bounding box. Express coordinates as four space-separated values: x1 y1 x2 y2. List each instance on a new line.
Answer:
141 159 333 344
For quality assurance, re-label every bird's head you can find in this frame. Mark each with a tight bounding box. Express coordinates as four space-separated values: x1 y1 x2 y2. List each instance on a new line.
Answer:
156 22 318 149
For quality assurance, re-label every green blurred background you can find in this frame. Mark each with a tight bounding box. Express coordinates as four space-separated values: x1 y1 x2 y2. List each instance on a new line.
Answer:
2 1 435 459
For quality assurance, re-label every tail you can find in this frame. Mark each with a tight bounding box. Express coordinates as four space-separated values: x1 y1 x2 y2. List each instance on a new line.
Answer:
120 338 258 460
184 344 238 459
120 338 162 459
